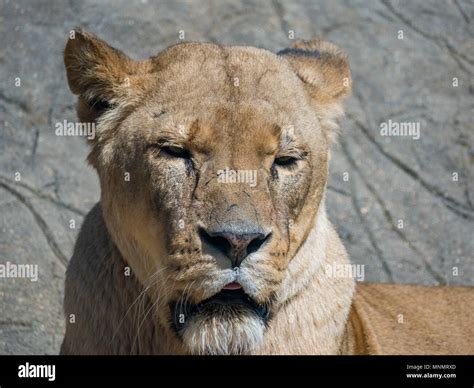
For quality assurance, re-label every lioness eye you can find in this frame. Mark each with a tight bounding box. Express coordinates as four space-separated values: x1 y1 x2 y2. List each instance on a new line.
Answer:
161 145 191 159
273 155 298 167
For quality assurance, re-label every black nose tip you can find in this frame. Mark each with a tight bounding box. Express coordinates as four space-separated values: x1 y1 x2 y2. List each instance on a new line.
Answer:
199 227 271 267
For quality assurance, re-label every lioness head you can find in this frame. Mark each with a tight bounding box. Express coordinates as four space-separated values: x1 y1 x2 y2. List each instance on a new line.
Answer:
64 31 351 354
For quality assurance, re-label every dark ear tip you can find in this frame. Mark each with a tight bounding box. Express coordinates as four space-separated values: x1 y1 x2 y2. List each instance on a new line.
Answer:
278 39 352 103
70 26 84 36
64 29 84 54
277 48 321 58
65 28 97 47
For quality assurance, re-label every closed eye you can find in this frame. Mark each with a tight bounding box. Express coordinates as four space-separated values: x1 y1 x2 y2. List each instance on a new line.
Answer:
160 145 191 159
273 155 299 167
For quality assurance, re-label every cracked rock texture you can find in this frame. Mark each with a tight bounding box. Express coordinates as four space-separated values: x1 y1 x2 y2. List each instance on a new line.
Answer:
0 0 473 354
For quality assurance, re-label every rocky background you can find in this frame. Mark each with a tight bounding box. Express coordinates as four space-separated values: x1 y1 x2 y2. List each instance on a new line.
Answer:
0 0 473 354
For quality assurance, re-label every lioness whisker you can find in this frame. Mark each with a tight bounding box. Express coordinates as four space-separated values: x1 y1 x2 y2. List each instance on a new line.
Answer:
112 265 169 342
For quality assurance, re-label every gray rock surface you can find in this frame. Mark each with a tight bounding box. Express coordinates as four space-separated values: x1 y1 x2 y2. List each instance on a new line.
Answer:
0 0 473 354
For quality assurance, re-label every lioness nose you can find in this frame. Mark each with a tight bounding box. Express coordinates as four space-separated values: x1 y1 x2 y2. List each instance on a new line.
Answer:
199 227 271 267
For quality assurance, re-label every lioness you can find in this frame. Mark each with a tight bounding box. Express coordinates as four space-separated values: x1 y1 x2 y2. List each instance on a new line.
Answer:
61 30 474 355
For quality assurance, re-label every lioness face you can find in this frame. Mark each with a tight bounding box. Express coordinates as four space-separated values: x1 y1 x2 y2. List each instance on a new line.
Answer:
65 33 351 354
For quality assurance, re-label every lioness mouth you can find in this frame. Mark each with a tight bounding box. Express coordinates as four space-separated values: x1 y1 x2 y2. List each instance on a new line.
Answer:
171 287 271 335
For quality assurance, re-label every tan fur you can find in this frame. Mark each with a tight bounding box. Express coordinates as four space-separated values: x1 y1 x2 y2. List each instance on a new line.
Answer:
61 31 473 355
342 283 474 355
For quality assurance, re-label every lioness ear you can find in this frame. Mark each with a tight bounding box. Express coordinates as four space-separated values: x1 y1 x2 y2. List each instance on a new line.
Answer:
64 29 150 121
278 39 352 106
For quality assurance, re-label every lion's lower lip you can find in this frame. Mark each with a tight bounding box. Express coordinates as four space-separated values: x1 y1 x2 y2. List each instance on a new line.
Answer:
199 289 251 308
222 282 242 290
171 289 272 335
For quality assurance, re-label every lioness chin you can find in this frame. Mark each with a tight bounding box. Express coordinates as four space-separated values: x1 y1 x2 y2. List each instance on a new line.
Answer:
60 30 474 355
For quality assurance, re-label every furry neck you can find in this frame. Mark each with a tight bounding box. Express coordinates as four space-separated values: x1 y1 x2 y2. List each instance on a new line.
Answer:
257 204 355 354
